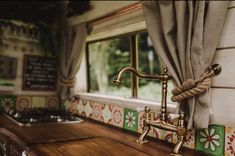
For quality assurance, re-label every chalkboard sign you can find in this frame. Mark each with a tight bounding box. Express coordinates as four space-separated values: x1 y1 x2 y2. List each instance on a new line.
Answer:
0 55 17 79
22 55 57 91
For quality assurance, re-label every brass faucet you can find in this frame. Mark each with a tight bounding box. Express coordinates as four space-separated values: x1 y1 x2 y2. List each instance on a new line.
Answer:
113 66 186 156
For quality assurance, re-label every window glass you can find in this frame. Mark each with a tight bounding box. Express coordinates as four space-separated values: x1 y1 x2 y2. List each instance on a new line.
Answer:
88 37 131 97
137 32 173 102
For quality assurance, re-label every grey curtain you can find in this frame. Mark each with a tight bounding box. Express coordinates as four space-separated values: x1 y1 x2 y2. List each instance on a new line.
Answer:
142 1 229 129
59 23 87 100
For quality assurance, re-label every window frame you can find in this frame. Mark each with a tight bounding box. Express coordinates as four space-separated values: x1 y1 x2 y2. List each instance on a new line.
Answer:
80 2 176 109
86 30 164 100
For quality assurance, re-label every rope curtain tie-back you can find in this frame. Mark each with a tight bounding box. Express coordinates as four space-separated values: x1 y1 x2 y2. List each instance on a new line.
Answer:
59 78 75 87
171 64 222 102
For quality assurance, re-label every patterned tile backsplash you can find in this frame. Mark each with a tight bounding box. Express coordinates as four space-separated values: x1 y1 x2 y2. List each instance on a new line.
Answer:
46 96 59 108
60 97 235 156
0 95 59 111
16 96 32 111
32 96 46 108
0 95 16 111
225 126 235 156
196 125 225 156
110 105 124 128
123 108 138 132
0 94 233 156
172 129 196 149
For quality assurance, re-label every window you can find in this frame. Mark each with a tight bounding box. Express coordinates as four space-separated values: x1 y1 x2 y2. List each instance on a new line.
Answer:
87 32 173 102
137 33 174 101
88 37 132 97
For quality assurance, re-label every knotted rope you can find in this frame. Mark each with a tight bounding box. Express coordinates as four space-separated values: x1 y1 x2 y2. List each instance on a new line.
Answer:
171 64 221 102
60 78 75 87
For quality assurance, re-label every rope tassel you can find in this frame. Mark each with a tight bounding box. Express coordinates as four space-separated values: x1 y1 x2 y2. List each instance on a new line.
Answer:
171 64 222 102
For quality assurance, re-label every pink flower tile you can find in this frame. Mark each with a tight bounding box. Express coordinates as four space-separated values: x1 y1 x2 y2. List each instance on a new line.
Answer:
46 96 59 109
91 101 105 121
225 126 235 156
101 104 112 124
16 96 32 111
110 105 124 128
184 129 195 149
153 127 173 143
137 111 145 133
173 129 195 149
70 98 79 114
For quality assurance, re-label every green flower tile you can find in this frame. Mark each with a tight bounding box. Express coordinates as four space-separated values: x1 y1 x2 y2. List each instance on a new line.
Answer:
196 125 225 156
0 95 16 112
123 108 138 132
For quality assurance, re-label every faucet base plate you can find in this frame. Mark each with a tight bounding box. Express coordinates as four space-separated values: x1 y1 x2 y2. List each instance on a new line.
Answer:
170 152 183 156
136 139 148 144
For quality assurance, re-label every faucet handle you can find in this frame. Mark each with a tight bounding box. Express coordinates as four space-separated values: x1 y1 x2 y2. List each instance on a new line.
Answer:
135 107 145 113
168 113 180 120
178 112 185 128
144 107 151 113
143 107 151 120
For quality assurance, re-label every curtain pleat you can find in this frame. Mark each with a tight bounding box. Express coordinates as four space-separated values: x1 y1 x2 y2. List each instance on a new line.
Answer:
142 1 229 129
59 23 87 100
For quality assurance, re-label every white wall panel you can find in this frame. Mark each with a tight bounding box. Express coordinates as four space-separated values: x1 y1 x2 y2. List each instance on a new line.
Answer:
212 49 235 88
212 88 235 127
217 7 235 48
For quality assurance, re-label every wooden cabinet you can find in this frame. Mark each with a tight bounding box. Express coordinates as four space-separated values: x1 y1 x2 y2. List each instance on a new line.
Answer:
8 141 24 156
0 133 8 156
0 132 24 156
0 116 206 156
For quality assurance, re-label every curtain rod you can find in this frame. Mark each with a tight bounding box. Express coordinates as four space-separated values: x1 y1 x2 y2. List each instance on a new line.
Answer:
88 2 142 26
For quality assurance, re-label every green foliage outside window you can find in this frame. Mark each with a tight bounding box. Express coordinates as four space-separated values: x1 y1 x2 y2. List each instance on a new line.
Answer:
88 32 173 102
88 37 131 96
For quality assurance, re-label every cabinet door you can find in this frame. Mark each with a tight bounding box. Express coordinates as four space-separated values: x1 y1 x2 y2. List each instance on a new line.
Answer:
0 133 7 156
8 141 24 156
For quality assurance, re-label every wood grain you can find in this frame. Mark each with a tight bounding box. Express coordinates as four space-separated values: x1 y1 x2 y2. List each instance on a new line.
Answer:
0 115 206 156
30 138 149 156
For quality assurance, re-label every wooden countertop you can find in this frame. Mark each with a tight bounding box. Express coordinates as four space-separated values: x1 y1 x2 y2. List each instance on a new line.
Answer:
0 115 206 156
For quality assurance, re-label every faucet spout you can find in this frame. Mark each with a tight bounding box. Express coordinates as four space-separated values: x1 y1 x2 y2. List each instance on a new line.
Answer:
113 66 171 85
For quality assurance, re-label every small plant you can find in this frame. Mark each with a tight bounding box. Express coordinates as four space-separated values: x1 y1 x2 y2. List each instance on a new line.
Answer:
36 22 57 57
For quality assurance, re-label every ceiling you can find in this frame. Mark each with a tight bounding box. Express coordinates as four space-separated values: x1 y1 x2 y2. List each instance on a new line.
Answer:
0 1 91 24
0 1 59 23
